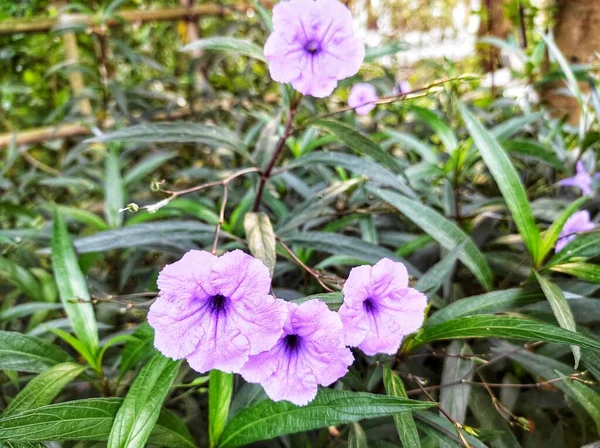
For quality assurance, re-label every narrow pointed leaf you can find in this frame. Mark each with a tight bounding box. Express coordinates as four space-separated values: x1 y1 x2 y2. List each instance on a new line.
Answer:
244 212 277 276
181 37 266 62
539 197 586 264
0 330 72 373
383 366 421 448
209 370 233 447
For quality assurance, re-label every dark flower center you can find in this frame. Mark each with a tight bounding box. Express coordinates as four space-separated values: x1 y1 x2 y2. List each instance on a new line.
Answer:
305 39 321 54
208 294 228 315
283 334 302 353
363 298 378 314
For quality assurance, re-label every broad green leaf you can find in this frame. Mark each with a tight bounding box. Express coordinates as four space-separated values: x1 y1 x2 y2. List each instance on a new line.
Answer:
469 388 521 448
3 362 85 417
409 106 458 152
542 34 584 106
348 422 368 448
244 212 277 276
250 0 273 31
551 262 600 283
501 139 562 169
539 197 586 264
280 231 420 277
411 315 600 351
368 185 491 289
123 151 177 185
383 366 421 448
556 370 600 434
290 292 344 310
0 398 195 447
458 103 541 261
286 152 411 195
51 211 99 356
88 123 244 154
181 37 266 62
0 331 72 373
218 390 435 448
415 242 466 296
427 287 544 327
535 272 580 367
49 327 96 371
104 148 125 228
0 257 43 301
439 341 473 425
209 370 233 447
491 113 543 140
547 232 600 266
313 120 405 175
108 354 180 448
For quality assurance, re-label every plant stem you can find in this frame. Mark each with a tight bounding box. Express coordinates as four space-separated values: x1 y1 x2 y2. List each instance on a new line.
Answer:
252 98 300 212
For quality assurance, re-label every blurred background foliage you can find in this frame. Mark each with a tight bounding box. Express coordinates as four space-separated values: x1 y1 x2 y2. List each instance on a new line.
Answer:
1 0 600 447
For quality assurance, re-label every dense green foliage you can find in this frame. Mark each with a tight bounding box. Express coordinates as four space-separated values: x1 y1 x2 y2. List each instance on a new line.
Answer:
1 1 600 447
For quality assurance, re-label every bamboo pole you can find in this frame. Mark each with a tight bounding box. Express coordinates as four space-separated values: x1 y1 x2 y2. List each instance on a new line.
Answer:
0 3 268 35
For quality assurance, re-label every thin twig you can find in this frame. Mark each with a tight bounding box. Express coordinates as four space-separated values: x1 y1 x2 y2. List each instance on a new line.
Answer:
276 237 334 292
252 97 301 212
212 184 229 254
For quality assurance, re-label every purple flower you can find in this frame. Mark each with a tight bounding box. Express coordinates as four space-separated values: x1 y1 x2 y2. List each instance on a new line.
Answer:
392 80 411 96
264 0 365 98
338 259 427 356
558 161 594 195
148 250 287 373
240 300 353 405
348 83 378 115
555 210 595 252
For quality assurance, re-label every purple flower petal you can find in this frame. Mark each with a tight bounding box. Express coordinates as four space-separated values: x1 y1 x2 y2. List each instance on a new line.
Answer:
348 83 379 115
555 210 595 252
339 258 427 356
558 163 593 196
149 250 286 374
241 300 353 406
264 0 365 98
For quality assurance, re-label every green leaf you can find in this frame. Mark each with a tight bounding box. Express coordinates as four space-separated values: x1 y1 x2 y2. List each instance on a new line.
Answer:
383 129 438 164
364 41 407 61
542 34 585 106
550 262 600 283
88 123 244 154
426 287 544 327
50 205 108 231
3 362 86 417
119 323 155 378
458 102 541 261
123 151 177 185
0 398 195 447
491 113 543 140
415 412 486 448
0 303 63 322
0 330 72 373
547 233 600 266
218 390 435 448
48 221 216 254
0 257 43 301
104 148 125 228
535 272 580 367
368 185 492 289
244 212 277 276
539 197 586 263
289 292 344 310
181 37 266 62
469 388 521 448
313 120 406 176
412 315 600 351
383 366 421 448
253 112 280 170
501 139 562 169
556 370 600 434
440 341 473 424
51 211 99 356
210 370 233 447
280 231 420 277
348 422 368 448
250 0 273 31
108 354 180 448
415 242 466 297
286 151 407 194
49 327 97 371
409 106 458 152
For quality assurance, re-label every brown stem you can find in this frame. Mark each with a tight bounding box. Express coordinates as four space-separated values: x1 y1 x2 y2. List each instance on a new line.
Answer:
212 184 229 254
276 237 334 292
252 99 300 212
